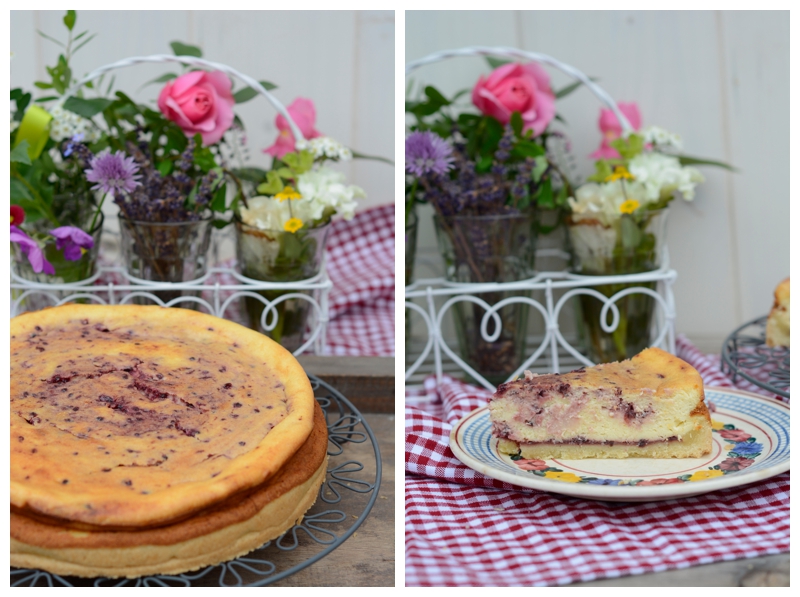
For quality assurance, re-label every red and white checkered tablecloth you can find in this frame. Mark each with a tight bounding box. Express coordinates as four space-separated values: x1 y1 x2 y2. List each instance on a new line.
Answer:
405 335 789 586
98 205 395 357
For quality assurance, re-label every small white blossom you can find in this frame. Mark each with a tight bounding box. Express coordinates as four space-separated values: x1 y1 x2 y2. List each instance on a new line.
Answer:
48 104 102 143
297 136 353 161
239 165 364 231
628 152 704 202
640 126 684 152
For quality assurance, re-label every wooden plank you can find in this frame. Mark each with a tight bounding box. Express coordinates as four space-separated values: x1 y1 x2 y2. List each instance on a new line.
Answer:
298 356 395 413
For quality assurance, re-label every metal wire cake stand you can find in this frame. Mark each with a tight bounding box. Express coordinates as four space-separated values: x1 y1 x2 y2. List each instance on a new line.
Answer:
10 374 382 587
721 315 790 399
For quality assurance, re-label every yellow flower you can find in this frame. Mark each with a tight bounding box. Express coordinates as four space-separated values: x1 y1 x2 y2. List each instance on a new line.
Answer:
688 469 724 482
619 199 640 214
275 186 302 202
543 471 582 483
711 420 725 430
605 164 635 182
283 218 303 233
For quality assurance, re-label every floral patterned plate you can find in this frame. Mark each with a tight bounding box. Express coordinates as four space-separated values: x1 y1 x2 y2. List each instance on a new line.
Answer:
449 387 789 502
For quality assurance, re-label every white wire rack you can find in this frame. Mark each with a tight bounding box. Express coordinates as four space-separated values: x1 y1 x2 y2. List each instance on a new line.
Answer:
405 261 677 392
11 54 332 355
10 263 332 356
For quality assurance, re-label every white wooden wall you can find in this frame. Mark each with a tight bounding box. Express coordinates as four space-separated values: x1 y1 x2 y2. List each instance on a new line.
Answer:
406 10 790 352
10 10 395 212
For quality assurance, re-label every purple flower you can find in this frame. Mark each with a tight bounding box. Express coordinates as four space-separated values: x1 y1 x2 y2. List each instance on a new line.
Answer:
49 226 95 261
85 149 141 197
10 226 55 275
405 131 454 177
730 442 763 456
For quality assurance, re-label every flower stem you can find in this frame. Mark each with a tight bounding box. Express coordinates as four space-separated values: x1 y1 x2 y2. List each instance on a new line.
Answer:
88 192 107 233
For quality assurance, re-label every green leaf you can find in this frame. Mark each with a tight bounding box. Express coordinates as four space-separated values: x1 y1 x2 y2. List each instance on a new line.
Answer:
156 160 173 177
11 141 32 165
283 150 314 175
37 30 65 48
485 56 512 69
610 134 644 160
479 116 504 155
554 77 598 100
510 139 546 160
231 167 268 183
170 41 202 57
33 81 54 90
678 155 738 172
232 87 258 104
350 150 394 166
536 178 554 209
73 30 89 41
510 112 524 137
212 218 230 229
475 155 493 173
63 10 76 31
555 182 569 208
63 96 113 118
531 155 549 182
587 160 614 183
34 96 59 103
72 32 97 54
232 80 279 103
137 72 178 91
619 215 642 250
424 85 450 107
210 183 227 212
257 171 284 196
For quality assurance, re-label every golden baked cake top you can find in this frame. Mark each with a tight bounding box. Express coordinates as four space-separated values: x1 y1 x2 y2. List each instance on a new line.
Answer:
11 304 315 528
494 346 703 401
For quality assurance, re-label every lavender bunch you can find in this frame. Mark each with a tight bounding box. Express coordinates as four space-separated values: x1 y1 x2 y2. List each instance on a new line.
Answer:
110 141 220 223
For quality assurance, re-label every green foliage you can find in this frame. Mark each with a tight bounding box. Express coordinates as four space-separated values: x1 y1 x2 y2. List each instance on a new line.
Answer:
587 160 615 183
63 96 113 118
63 10 76 31
232 81 278 104
170 41 202 57
257 171 285 196
609 134 644 160
485 56 512 69
678 155 738 172
11 141 32 165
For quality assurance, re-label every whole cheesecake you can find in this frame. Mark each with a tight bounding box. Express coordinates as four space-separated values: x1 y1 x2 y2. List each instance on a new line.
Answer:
10 304 325 577
489 347 712 459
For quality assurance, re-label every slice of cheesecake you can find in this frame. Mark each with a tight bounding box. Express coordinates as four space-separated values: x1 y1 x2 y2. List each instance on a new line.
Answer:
489 347 712 459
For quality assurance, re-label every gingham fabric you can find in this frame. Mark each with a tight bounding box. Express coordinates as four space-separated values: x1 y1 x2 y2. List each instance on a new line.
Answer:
97 205 394 357
405 335 789 586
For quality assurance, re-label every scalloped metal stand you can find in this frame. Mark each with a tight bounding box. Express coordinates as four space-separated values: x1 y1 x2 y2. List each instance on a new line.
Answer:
10 264 332 356
10 374 381 587
405 264 677 392
721 316 790 399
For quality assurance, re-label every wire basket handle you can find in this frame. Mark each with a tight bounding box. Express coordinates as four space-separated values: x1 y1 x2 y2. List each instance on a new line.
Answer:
63 54 304 141
406 46 633 134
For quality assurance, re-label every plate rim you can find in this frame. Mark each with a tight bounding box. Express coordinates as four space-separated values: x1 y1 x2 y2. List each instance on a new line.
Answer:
449 386 790 501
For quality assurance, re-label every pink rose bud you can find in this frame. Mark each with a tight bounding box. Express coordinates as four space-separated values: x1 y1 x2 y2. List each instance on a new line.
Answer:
158 70 235 146
472 62 556 136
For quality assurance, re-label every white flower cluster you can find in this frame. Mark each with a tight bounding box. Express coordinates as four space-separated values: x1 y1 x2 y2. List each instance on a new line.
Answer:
640 126 683 152
569 152 704 225
48 104 102 143
628 152 704 202
296 136 352 161
239 166 364 231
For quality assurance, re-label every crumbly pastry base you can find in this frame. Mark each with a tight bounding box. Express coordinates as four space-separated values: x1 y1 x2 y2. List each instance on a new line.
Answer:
10 403 329 579
497 425 712 460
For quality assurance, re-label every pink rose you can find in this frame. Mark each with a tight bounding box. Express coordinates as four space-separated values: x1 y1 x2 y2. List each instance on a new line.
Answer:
590 101 642 159
264 97 322 159
472 62 556 136
158 71 235 146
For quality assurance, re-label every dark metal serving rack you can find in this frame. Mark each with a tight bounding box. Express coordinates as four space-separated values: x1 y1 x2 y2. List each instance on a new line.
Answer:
10 374 382 587
721 315 790 399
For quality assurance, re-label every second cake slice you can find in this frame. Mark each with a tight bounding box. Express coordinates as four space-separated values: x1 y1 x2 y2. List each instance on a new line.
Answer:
489 347 712 459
